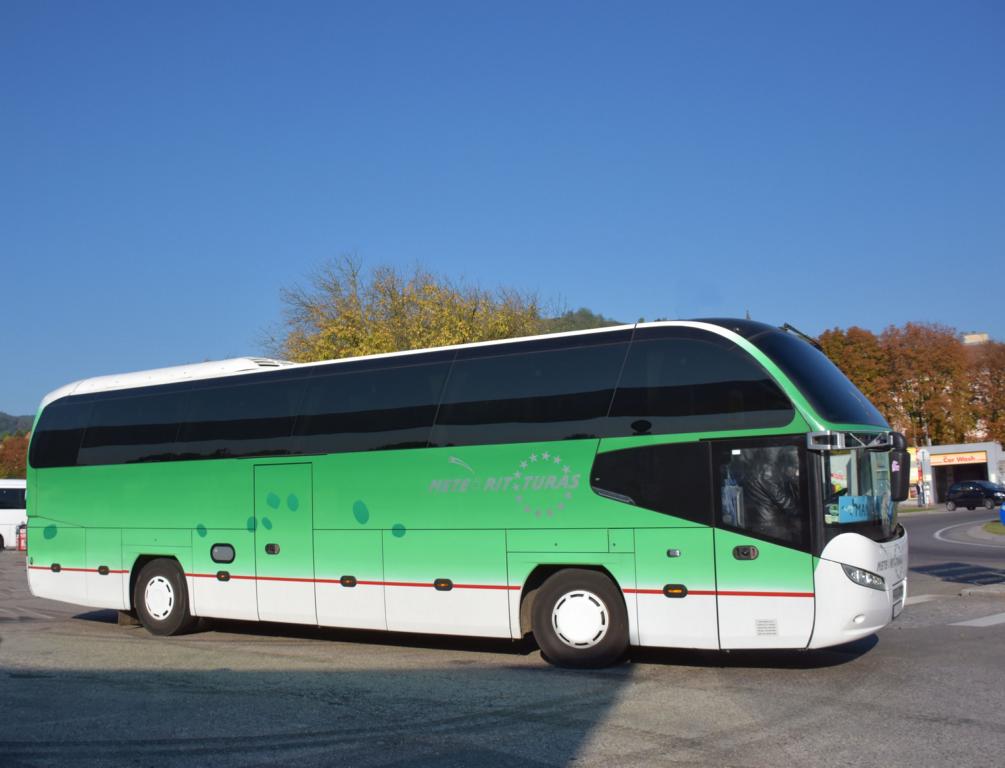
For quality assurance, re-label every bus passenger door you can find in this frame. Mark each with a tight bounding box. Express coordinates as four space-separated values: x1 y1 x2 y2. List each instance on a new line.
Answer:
254 463 317 625
634 528 719 649
712 440 815 649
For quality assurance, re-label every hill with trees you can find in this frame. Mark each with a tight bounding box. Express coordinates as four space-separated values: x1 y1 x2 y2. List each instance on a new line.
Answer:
0 412 33 437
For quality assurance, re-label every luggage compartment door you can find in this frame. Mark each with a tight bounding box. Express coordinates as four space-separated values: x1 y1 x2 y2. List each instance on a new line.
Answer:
254 463 316 625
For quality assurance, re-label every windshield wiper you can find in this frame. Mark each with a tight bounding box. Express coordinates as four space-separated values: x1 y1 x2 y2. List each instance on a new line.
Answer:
779 323 823 351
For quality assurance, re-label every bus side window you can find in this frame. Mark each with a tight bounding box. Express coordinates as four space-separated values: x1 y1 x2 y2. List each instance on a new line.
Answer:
432 335 630 447
715 443 806 547
29 397 94 469
294 354 453 453
78 388 190 465
609 327 794 438
590 442 713 525
176 370 310 460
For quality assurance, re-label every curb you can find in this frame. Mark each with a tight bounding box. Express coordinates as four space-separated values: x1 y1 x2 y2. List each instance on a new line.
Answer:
964 522 1005 544
960 585 1005 598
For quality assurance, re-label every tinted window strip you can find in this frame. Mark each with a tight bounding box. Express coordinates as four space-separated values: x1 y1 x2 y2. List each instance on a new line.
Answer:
603 326 636 419
425 349 458 448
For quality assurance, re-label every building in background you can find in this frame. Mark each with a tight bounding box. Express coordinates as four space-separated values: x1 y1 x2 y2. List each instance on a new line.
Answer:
961 331 990 346
915 442 1005 504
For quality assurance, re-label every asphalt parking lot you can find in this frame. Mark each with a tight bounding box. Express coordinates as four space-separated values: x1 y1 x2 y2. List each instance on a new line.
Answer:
2 514 1005 768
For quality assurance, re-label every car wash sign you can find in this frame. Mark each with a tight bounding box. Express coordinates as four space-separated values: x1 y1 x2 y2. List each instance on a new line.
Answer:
930 451 987 466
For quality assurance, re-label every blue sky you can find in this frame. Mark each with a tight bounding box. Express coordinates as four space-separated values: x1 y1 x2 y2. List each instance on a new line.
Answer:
3 1 1003 415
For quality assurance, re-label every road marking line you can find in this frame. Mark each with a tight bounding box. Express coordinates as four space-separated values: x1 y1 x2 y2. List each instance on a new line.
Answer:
951 612 1005 628
905 594 940 605
14 608 55 619
933 522 1005 549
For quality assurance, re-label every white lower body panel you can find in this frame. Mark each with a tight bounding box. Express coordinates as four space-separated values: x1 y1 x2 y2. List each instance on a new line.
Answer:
28 567 126 610
635 592 719 649
257 580 317 625
86 570 128 610
385 585 511 638
717 595 815 649
192 575 259 621
316 581 387 631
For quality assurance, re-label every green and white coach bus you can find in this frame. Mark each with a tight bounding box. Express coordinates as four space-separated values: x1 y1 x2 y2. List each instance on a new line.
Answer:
25 319 910 667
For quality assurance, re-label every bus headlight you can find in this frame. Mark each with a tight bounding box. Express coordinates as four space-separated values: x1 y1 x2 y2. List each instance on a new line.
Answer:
841 564 886 591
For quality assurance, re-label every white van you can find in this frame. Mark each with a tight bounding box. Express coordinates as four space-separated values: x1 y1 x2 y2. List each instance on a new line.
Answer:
0 478 27 550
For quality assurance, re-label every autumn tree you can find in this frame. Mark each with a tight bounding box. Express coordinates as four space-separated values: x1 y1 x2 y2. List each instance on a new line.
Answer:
541 307 622 333
819 326 898 427
970 341 1005 446
881 323 971 445
275 257 544 362
0 432 29 479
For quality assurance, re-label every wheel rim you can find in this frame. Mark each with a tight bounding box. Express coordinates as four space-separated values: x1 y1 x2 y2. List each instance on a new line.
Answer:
551 589 609 648
144 576 175 621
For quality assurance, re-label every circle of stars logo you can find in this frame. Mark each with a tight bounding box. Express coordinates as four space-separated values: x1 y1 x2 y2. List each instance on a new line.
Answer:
511 450 576 519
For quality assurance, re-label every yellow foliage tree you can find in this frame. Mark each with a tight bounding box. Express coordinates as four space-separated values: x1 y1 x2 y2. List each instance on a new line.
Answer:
0 432 29 479
276 257 545 362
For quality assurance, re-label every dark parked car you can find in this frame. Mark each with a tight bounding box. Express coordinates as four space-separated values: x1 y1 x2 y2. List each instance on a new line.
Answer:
945 480 1005 511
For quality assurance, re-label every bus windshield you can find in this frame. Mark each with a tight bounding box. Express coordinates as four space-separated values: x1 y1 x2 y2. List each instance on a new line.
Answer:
749 330 888 428
820 449 898 542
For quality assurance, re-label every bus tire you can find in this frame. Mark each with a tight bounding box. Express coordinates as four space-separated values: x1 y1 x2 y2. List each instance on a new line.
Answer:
133 559 197 636
532 569 628 668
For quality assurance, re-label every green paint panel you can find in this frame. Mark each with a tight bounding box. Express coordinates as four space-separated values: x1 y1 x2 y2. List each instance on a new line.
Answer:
635 528 715 591
29 519 84 568
27 468 38 517
507 528 608 553
314 440 599 531
35 460 251 529
315 530 383 581
85 529 122 571
383 529 506 584
122 544 193 574
85 528 123 604
608 529 634 553
122 529 192 548
713 528 814 592
254 463 314 579
192 530 256 577
506 552 636 593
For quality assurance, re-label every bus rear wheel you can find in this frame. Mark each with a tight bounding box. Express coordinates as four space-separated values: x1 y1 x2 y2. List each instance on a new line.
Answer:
133 559 198 636
532 569 628 668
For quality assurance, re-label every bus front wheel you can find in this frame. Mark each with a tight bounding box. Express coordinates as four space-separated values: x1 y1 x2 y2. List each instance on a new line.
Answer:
133 559 198 636
532 569 628 668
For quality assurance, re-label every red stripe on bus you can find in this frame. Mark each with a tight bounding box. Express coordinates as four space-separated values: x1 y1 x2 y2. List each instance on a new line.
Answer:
624 588 813 598
361 580 519 591
717 590 815 598
28 566 128 574
185 573 518 590
31 567 811 598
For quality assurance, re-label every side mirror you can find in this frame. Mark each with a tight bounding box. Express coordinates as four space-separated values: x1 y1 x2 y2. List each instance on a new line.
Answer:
890 432 910 502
